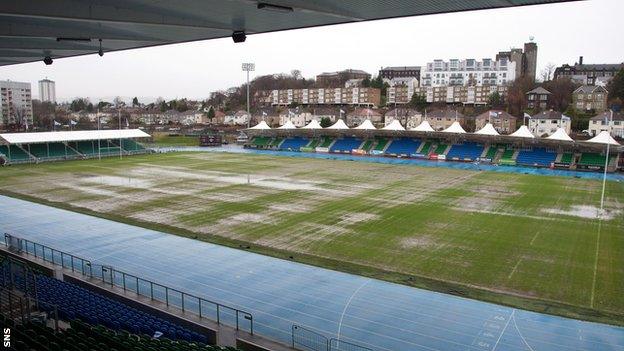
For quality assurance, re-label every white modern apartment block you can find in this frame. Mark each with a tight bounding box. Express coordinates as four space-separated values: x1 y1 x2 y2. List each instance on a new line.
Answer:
38 78 56 103
528 110 571 137
421 58 516 87
0 80 33 126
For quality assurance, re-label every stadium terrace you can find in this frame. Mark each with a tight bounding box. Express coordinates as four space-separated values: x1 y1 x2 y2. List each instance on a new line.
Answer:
244 120 623 172
0 129 151 165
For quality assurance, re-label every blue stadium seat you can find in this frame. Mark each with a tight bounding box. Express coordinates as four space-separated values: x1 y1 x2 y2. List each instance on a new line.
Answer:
279 137 309 150
329 137 363 153
446 142 484 161
516 148 556 167
34 275 208 344
385 138 421 156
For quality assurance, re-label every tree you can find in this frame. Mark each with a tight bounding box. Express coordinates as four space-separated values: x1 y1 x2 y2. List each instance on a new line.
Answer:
97 101 111 110
607 68 624 104
540 62 556 82
507 76 536 116
207 106 215 119
488 92 503 108
69 98 89 112
408 94 427 111
132 97 139 107
320 117 332 128
113 96 124 108
291 69 302 80
542 77 579 112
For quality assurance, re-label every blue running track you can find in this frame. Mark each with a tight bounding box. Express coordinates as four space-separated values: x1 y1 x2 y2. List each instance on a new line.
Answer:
1 196 623 351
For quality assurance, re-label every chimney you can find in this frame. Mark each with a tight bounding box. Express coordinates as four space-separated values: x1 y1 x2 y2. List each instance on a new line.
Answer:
579 56 583 65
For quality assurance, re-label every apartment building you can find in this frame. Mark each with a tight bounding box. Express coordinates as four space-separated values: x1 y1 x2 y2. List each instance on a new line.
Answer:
38 78 56 103
526 87 551 110
258 87 381 107
0 80 33 126
572 85 608 112
474 110 517 134
387 77 419 104
554 56 624 86
588 111 623 138
421 57 515 87
528 110 571 137
425 109 467 131
411 85 508 105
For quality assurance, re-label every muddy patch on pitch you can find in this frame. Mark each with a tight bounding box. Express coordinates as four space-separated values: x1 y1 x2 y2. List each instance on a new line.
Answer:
400 236 437 249
542 205 621 220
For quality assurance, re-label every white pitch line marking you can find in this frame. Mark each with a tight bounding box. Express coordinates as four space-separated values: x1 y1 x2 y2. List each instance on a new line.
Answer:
590 220 602 308
508 259 522 280
492 309 514 351
337 279 371 342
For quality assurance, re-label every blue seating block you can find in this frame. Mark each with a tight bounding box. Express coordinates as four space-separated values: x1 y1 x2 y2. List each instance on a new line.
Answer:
35 275 207 343
329 137 363 153
516 148 556 167
446 142 484 161
385 138 421 156
279 137 309 150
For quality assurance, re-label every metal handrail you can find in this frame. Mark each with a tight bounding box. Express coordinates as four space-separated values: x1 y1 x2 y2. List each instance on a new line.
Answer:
4 233 254 334
0 286 59 332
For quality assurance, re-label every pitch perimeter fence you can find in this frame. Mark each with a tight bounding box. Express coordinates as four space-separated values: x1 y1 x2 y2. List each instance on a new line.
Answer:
292 325 373 351
3 233 254 334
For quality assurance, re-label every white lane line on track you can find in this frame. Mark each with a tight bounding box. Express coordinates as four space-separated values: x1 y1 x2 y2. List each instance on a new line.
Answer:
492 309 514 351
337 278 371 342
512 313 535 351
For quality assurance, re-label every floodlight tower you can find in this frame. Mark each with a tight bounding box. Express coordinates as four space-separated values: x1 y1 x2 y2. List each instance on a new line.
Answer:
242 63 255 128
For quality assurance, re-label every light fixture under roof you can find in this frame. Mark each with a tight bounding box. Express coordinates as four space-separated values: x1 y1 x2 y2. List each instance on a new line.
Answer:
257 2 294 13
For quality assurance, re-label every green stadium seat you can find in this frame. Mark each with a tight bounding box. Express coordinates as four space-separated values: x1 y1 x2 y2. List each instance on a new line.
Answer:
433 143 447 155
373 138 388 151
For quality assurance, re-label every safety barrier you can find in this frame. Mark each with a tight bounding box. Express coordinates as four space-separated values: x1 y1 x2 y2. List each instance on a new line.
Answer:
3 233 254 334
292 324 373 351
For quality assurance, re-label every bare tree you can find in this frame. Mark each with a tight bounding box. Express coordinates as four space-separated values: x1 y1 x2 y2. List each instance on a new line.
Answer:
540 63 556 82
291 69 302 80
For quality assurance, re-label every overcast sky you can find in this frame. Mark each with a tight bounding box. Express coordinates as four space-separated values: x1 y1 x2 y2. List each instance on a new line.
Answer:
0 0 622 102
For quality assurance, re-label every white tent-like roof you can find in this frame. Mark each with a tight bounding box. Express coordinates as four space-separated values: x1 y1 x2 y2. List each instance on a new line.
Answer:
411 120 435 132
474 123 500 136
278 120 297 129
509 125 535 138
301 120 322 129
546 128 573 142
354 119 377 130
0 129 150 145
382 120 406 131
585 131 620 145
441 121 467 134
249 121 271 130
327 119 349 130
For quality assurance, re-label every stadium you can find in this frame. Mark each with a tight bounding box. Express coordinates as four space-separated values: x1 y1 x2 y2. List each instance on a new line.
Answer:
1 1 624 351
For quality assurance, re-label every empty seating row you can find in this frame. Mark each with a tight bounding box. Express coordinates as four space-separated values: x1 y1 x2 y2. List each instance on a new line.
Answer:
3 315 238 351
578 152 609 166
516 148 556 167
279 137 310 150
330 137 362 153
36 275 208 344
250 136 271 147
385 138 421 156
446 142 484 161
